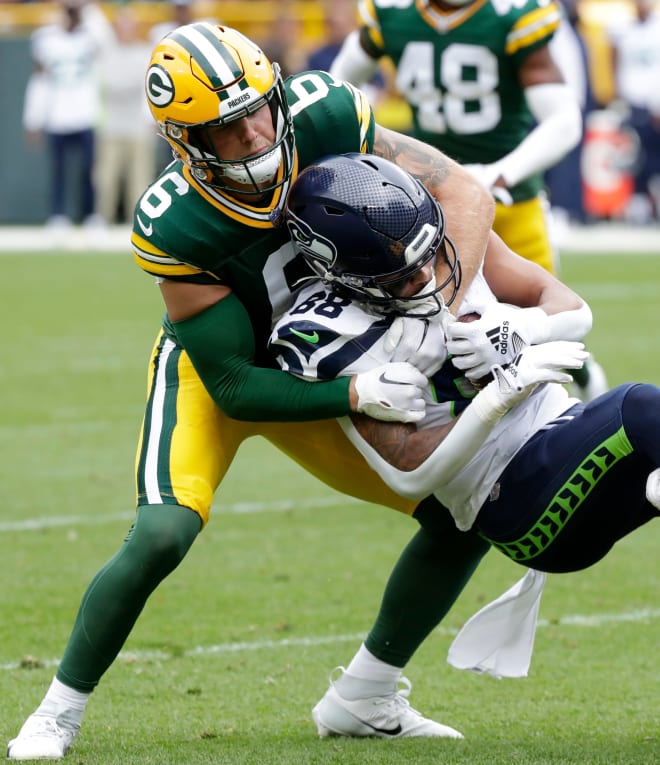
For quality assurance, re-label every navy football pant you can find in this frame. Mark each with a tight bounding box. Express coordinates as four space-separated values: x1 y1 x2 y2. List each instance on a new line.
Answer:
476 383 659 573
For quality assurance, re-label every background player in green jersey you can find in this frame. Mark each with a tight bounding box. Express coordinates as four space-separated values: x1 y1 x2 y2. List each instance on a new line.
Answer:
330 0 608 400
8 22 498 760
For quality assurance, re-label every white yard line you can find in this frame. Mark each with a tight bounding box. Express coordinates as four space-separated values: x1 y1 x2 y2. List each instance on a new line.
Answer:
3 501 658 671
0 496 366 533
1 608 658 672
0 224 659 254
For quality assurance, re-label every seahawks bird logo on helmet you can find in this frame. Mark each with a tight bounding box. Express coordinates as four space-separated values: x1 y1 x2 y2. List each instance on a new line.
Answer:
145 22 295 196
287 215 338 272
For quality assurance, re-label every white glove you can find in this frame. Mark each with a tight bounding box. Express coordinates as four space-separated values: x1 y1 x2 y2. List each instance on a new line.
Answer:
383 316 448 377
464 163 513 206
354 362 428 423
447 304 550 381
472 341 589 424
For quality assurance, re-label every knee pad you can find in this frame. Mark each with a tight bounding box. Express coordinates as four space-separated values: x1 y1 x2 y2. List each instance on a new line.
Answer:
125 504 201 576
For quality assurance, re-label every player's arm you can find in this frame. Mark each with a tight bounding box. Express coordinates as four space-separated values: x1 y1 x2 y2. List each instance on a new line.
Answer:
341 339 586 498
446 234 592 381
482 232 587 318
22 67 47 145
467 45 582 198
329 28 381 87
373 124 495 311
160 279 426 423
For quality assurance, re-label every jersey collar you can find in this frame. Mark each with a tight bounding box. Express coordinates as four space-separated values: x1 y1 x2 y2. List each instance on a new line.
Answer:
182 149 300 229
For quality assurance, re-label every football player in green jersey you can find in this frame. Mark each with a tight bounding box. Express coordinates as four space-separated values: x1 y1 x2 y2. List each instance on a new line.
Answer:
7 23 497 759
330 0 608 399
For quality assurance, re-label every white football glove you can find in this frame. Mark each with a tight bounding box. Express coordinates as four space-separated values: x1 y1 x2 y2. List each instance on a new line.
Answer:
464 163 513 206
383 315 448 377
446 304 551 381
354 361 428 423
473 341 589 423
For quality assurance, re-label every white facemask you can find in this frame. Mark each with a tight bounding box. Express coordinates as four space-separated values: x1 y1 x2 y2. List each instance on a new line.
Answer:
222 146 283 187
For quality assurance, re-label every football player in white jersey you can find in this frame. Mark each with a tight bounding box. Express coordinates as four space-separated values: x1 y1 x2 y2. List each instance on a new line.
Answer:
271 154 659 727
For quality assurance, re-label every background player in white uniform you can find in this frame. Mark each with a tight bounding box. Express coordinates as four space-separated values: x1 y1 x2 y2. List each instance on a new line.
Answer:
22 1 112 228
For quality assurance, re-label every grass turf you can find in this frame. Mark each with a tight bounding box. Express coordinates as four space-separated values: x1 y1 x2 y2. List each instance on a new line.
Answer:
1 250 658 764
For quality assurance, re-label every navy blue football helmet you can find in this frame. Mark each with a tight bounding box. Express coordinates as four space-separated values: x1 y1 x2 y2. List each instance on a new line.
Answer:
285 153 460 315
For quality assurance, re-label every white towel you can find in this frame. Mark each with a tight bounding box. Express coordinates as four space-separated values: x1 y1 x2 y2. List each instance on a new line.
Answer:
446 568 547 679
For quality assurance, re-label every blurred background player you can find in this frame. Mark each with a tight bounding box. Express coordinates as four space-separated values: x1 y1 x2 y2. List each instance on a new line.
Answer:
608 0 660 223
148 0 195 47
259 0 307 78
96 5 157 225
330 0 608 401
22 0 112 231
545 0 594 226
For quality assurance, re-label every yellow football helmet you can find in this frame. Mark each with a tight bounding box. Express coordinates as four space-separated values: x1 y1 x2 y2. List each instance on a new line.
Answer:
145 22 294 195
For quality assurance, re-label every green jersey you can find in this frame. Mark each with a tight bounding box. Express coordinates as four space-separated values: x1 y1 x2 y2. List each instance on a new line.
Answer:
131 71 373 368
360 0 561 201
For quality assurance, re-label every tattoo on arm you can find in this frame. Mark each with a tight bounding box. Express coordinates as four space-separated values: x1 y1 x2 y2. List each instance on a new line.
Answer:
351 413 455 472
373 126 452 193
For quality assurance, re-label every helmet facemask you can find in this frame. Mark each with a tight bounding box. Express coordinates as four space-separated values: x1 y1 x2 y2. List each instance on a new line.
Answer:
168 65 294 196
322 221 460 318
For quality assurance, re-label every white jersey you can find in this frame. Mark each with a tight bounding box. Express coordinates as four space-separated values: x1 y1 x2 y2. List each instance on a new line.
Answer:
610 11 660 112
270 272 576 530
26 6 112 133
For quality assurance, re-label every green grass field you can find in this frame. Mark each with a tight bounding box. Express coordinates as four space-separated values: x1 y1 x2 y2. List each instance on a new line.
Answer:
1 251 658 764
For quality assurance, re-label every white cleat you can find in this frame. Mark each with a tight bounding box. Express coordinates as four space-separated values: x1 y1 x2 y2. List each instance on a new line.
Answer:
312 669 463 739
7 712 79 760
645 467 660 511
575 358 609 403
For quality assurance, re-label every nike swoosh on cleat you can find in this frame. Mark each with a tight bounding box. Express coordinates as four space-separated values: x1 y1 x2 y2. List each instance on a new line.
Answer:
365 722 403 736
290 328 319 344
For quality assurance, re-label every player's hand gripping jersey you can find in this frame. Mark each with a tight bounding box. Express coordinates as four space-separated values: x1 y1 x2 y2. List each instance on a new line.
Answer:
270 270 578 531
357 0 562 204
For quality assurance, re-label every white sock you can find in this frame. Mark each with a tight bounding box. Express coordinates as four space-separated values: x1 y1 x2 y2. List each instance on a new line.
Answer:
335 644 403 699
35 677 90 726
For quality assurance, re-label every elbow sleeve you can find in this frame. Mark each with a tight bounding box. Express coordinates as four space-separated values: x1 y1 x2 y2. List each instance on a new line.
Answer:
329 30 380 87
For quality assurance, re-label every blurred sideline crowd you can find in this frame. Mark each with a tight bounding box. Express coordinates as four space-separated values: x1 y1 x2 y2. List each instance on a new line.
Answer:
8 0 660 230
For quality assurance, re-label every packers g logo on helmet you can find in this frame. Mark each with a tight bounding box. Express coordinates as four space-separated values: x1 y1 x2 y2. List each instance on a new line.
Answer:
145 64 174 108
145 22 295 196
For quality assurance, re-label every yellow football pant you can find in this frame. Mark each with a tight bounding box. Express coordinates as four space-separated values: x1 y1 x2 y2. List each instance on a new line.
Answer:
493 194 557 275
135 332 416 526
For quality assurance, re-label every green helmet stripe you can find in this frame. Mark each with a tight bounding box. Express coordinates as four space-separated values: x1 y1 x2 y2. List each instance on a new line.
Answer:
170 24 246 95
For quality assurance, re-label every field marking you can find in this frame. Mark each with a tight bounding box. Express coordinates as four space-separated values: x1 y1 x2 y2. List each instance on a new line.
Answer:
1 608 658 673
1 223 658 254
0 496 366 533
